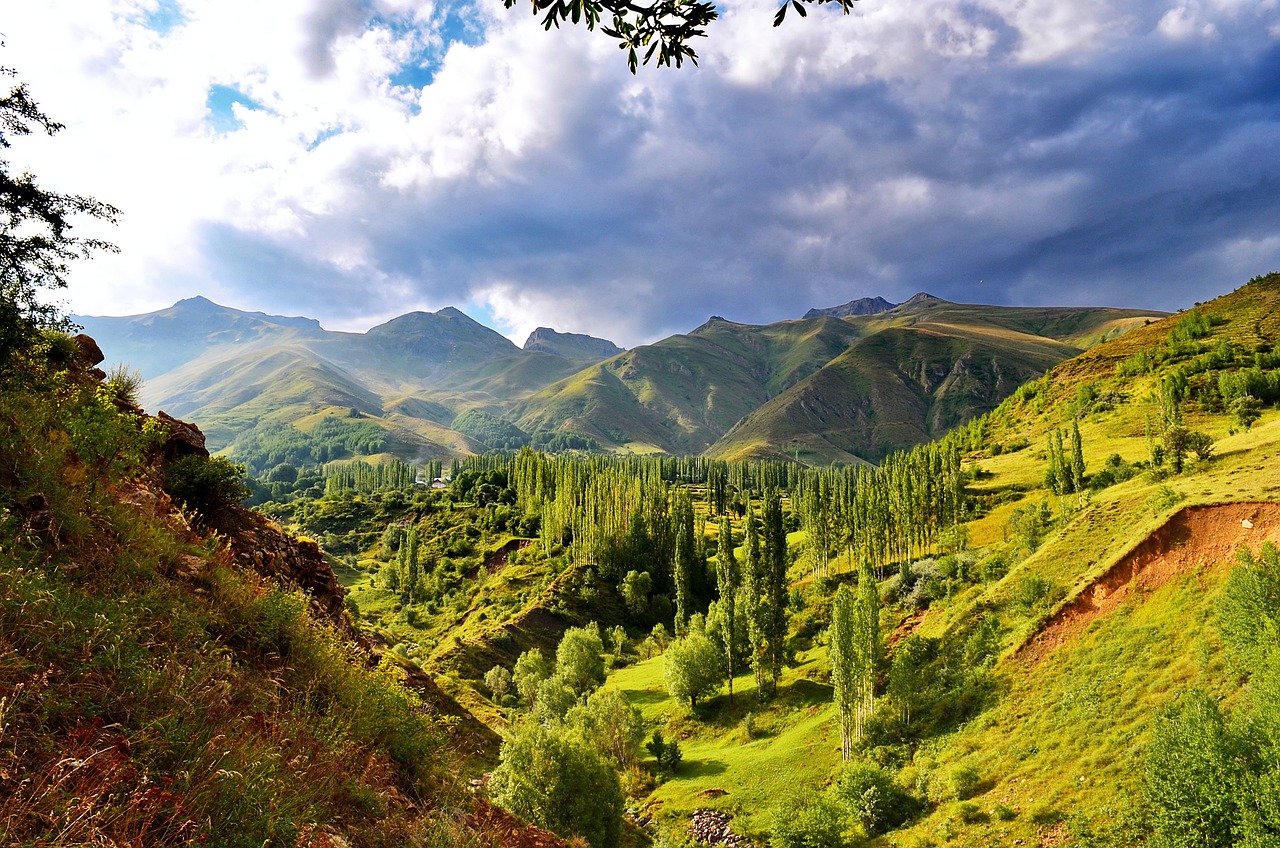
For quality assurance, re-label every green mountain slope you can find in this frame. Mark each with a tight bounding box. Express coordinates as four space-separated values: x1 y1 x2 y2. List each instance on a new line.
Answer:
82 294 1164 466
710 323 1074 463
525 297 1162 461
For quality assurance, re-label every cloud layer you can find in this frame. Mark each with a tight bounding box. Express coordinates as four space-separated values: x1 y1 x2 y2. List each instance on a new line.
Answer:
7 0 1280 346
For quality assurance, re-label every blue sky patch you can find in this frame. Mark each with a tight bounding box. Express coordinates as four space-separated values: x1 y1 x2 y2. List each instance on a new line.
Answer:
205 84 265 134
381 1 486 92
138 0 186 34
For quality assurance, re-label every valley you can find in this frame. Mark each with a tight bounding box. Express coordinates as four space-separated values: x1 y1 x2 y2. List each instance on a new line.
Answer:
5 272 1279 848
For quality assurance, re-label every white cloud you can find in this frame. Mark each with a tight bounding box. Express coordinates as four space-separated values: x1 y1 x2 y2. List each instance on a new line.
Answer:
4 0 1280 341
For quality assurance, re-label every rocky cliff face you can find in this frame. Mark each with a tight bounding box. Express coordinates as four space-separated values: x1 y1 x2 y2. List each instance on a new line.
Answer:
522 327 624 361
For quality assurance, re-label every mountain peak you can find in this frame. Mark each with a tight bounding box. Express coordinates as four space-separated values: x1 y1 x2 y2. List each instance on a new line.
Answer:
898 292 948 308
804 296 897 320
523 327 623 361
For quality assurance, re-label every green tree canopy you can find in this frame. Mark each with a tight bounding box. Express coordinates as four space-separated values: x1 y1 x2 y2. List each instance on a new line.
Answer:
663 629 725 709
490 722 624 848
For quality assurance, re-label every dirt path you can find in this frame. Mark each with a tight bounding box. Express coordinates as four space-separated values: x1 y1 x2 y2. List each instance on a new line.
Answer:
1016 502 1280 666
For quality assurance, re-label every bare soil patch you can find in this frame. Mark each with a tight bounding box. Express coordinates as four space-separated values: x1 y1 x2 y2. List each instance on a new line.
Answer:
1017 502 1280 666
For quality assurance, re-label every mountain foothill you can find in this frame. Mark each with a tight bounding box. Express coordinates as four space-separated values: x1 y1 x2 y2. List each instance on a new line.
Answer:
76 292 1165 469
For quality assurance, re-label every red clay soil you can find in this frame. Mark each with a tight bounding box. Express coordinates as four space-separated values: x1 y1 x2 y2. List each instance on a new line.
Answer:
1016 502 1280 666
485 539 534 575
466 799 571 848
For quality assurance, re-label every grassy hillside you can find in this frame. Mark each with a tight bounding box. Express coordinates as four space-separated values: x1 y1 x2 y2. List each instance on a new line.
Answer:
579 273 1280 846
171 272 1280 848
0 340 508 847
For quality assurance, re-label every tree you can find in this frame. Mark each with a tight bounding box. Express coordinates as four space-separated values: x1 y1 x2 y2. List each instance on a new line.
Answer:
851 562 881 741
619 569 652 618
1069 420 1086 492
514 648 553 705
741 500 768 694
715 516 740 705
761 488 789 697
673 490 696 635
1 66 118 366
1144 690 1241 848
485 665 513 702
828 584 857 760
502 0 856 74
556 622 606 696
490 723 625 848
663 629 725 709
565 688 645 768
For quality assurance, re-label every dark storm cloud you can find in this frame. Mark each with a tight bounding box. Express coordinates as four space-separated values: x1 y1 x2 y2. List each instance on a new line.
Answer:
203 0 1280 343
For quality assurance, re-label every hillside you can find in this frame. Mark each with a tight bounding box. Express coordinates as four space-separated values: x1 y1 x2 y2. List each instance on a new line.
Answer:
522 296 1161 461
157 272 1280 848
0 335 530 847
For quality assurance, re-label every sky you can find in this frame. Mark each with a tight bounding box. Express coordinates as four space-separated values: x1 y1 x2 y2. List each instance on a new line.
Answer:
4 0 1280 348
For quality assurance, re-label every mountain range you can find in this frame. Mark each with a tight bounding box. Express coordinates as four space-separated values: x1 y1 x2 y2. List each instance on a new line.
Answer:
76 293 1166 467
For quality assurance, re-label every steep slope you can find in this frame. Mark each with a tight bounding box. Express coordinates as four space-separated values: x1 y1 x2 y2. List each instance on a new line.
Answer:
710 322 1075 463
514 316 865 453
0 339 508 847
593 273 1280 846
803 294 897 319
86 294 1166 466
524 296 1162 461
75 295 325 378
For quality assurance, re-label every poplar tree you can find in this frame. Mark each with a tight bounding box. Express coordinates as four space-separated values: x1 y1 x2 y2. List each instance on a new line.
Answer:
828 584 857 759
1069 419 1086 492
761 489 789 697
715 517 740 705
741 501 768 694
673 490 696 635
853 561 882 742
399 525 421 605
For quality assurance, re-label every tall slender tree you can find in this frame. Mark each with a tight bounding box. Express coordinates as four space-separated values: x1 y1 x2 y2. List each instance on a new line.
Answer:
673 490 696 635
852 561 882 741
715 517 740 705
761 489 789 697
741 501 767 694
828 583 857 760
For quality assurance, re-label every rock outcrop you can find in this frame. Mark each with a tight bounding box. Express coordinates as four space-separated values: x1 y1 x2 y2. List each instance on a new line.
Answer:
688 808 752 847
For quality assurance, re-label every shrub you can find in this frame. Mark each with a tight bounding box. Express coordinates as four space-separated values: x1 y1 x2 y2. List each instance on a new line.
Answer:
646 730 682 774
164 454 251 514
832 760 920 835
104 363 144 406
769 796 848 848
957 802 987 824
490 723 624 848
950 764 981 800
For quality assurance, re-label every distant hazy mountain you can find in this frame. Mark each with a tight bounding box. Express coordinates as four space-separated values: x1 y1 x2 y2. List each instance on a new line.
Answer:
74 296 325 379
77 294 1165 467
523 327 624 361
804 295 897 319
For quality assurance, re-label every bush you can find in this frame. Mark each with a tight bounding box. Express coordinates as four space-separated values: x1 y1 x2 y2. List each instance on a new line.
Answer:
490 723 624 848
957 801 988 824
164 454 251 514
950 764 981 800
769 796 848 848
646 730 682 774
832 760 920 835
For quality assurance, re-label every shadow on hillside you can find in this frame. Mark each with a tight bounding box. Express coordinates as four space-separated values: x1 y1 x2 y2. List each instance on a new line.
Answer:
680 758 728 779
623 688 670 708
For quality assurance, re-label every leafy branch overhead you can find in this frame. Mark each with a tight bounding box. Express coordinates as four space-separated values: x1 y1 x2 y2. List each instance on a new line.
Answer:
503 0 858 73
